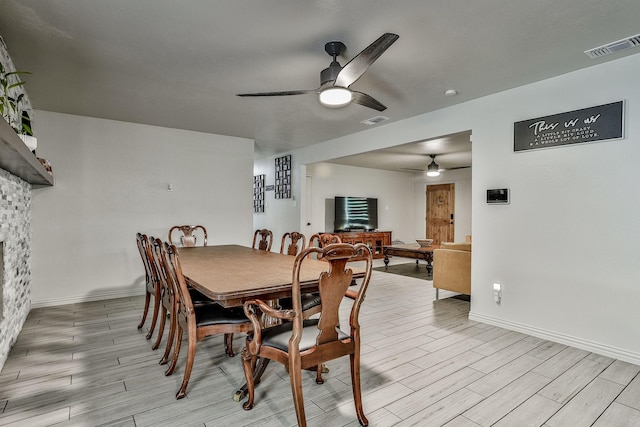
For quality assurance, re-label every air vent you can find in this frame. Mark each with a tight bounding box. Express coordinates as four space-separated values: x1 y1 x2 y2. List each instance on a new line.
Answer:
360 116 389 126
585 34 640 59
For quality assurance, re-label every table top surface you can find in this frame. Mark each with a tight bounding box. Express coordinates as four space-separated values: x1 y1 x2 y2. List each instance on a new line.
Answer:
178 244 361 306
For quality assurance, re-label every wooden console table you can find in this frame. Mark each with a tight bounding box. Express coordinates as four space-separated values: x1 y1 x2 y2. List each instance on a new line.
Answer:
332 230 391 259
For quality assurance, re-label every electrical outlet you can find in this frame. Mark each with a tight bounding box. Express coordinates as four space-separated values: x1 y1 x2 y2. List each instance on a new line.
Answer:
493 282 502 304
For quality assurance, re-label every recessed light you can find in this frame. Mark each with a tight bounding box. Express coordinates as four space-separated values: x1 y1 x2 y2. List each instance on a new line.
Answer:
360 116 389 126
444 89 458 96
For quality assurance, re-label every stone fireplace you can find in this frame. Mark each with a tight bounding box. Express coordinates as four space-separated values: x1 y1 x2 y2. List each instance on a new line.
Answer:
0 168 32 368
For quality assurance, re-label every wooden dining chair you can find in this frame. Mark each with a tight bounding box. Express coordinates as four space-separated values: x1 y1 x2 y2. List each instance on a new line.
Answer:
279 231 322 318
135 233 161 340
168 225 208 247
252 228 273 251
308 233 342 248
241 243 373 427
148 236 179 360
160 241 253 399
308 233 342 259
279 231 306 256
149 237 215 361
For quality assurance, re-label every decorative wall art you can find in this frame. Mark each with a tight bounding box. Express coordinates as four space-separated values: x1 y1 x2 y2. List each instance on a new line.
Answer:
514 101 624 152
274 154 291 199
253 174 265 213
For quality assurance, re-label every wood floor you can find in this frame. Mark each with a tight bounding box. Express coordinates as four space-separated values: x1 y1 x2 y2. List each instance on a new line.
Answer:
2 266 640 426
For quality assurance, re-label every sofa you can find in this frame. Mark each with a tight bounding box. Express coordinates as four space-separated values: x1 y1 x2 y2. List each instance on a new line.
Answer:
433 242 471 300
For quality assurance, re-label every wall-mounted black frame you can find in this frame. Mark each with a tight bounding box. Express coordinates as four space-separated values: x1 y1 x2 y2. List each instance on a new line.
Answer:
274 155 291 199
253 174 265 213
487 188 509 204
514 101 624 152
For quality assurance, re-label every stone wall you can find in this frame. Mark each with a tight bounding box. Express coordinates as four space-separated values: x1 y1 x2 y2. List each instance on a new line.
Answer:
0 168 31 369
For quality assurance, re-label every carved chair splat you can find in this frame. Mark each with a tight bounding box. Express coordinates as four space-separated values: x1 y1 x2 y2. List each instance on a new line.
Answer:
280 231 306 256
168 225 208 247
252 228 273 252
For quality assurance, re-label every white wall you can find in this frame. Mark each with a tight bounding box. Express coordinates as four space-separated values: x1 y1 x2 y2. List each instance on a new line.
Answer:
31 111 254 306
305 163 416 242
283 53 640 364
253 154 301 251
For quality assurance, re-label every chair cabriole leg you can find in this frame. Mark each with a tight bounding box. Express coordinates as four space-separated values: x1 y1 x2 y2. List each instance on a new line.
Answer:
166 325 182 376
138 291 150 330
241 348 256 410
350 352 368 426
146 288 161 339
176 326 197 399
152 305 167 350
159 308 176 365
224 333 235 357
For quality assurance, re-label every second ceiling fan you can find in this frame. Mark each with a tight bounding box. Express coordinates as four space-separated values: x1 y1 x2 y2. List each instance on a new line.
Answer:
237 33 399 111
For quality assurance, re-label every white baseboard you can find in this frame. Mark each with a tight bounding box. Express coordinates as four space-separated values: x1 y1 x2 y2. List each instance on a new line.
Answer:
469 311 640 366
31 288 144 309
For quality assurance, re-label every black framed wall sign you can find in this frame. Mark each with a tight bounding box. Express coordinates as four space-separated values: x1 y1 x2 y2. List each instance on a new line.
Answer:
274 155 291 199
514 101 624 152
253 174 265 213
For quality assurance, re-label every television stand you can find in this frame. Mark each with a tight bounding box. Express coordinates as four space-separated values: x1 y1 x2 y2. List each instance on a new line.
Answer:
330 231 392 259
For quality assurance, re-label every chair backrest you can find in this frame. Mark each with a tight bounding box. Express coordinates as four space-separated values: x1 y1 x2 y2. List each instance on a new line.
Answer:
291 243 373 346
308 233 342 249
160 241 195 319
136 233 154 284
168 225 208 247
252 229 273 251
307 233 342 259
149 236 175 307
280 232 306 256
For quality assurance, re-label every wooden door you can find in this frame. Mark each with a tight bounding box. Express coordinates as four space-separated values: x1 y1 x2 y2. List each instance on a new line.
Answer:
426 183 455 245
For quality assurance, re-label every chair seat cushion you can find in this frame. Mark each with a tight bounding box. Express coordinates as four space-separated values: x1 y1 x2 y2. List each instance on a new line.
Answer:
188 287 215 305
261 319 350 352
278 293 322 312
194 304 250 327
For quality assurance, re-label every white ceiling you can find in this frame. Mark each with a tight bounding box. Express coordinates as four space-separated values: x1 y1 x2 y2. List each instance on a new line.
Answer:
327 130 472 173
1 0 639 170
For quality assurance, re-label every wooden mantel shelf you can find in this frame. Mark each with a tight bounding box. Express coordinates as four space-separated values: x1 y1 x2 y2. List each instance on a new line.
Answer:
0 118 53 186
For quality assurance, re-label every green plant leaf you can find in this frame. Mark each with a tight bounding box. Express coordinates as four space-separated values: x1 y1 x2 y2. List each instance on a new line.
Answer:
8 82 27 90
5 71 31 77
22 123 33 135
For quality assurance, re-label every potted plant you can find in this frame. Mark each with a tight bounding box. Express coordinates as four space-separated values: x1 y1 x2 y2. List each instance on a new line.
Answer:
0 62 36 152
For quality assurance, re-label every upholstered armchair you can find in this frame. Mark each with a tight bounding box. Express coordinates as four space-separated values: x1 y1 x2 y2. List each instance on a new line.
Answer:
433 242 471 300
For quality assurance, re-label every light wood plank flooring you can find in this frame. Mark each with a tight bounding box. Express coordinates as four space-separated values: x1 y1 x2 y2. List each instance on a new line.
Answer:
1 266 639 426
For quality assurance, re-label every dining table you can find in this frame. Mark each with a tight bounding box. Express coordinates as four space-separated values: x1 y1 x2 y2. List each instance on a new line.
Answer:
177 244 365 401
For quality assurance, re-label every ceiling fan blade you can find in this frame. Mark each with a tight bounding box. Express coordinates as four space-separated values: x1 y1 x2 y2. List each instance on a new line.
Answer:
444 165 472 171
334 33 399 88
351 91 387 111
237 89 316 97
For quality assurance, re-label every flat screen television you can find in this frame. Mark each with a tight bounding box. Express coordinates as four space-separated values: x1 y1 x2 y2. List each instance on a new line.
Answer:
334 196 378 232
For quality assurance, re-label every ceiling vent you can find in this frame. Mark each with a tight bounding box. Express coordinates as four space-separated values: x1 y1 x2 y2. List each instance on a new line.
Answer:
584 34 640 59
360 115 389 126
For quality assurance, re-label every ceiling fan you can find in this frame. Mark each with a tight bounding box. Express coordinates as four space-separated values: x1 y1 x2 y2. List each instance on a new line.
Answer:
237 33 399 111
403 154 471 176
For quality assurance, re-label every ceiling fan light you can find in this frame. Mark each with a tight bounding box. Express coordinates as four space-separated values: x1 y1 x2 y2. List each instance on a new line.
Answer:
426 160 440 177
319 87 352 108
